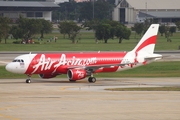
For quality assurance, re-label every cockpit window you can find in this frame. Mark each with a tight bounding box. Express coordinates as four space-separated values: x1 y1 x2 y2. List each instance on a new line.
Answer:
12 59 24 63
12 60 17 62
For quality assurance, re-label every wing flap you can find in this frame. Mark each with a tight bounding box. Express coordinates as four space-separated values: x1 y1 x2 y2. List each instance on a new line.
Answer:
67 63 126 70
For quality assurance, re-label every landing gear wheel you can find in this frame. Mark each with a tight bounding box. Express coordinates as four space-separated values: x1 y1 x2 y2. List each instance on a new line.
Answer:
88 77 96 83
26 75 31 83
26 79 31 83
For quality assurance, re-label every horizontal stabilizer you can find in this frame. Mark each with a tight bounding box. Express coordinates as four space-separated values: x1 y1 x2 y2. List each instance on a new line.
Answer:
145 54 162 61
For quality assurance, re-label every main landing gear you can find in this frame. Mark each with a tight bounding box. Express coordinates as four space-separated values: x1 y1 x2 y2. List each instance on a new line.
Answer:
26 75 31 83
69 77 96 83
25 75 96 83
88 76 96 83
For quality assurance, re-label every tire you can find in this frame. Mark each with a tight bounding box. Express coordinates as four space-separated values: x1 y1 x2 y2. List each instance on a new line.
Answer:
88 77 96 83
91 77 96 83
26 79 31 83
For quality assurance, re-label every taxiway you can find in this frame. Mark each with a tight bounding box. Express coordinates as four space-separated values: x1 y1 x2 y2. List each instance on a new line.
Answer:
0 78 180 120
0 52 180 119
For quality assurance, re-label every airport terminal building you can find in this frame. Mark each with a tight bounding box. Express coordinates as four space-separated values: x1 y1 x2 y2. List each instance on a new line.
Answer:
113 0 180 24
0 1 59 22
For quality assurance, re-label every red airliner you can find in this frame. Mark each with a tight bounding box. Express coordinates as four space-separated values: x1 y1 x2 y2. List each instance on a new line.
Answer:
6 24 162 83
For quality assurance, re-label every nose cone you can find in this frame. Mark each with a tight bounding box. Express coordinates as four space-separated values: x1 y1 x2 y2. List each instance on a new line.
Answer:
5 63 26 74
5 63 12 73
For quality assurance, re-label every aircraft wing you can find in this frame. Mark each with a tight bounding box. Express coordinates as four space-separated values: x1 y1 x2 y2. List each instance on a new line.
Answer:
66 63 127 70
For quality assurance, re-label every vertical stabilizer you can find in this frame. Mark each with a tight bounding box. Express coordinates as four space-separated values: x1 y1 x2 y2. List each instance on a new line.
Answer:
132 24 159 54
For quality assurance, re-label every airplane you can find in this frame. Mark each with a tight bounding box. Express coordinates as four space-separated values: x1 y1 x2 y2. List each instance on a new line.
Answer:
5 24 162 83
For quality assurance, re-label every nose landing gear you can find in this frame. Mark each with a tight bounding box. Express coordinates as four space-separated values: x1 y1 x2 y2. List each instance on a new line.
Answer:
26 75 31 83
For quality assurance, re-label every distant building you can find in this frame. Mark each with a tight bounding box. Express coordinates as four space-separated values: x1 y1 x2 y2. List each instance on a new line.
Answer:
0 1 59 22
113 0 180 24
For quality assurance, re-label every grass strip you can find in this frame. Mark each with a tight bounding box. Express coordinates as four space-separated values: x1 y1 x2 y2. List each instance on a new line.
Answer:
0 32 180 51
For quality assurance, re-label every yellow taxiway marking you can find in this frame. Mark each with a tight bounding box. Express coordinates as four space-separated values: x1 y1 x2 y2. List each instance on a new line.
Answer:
0 105 21 120
0 114 20 120
0 104 37 120
60 86 83 90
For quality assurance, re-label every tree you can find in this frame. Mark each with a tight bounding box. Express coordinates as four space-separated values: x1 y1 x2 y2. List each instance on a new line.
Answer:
9 16 45 43
133 23 144 37
69 24 81 43
57 1 77 21
108 20 120 39
58 21 81 43
10 25 24 40
95 23 111 43
169 26 176 36
59 21 72 38
17 16 42 42
164 26 171 42
79 2 93 21
39 19 52 38
55 1 114 22
115 24 131 43
94 1 113 20
0 17 11 43
82 20 100 31
106 0 115 5
175 21 180 30
83 19 131 44
159 25 166 36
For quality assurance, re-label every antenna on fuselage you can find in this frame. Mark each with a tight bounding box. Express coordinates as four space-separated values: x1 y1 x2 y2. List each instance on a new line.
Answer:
29 52 31 54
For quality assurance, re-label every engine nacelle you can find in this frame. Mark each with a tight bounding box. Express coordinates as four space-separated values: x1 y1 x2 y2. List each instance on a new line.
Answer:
39 74 58 79
67 69 87 80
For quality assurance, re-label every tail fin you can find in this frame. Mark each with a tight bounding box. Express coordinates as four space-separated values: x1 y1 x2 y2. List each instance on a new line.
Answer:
132 24 159 54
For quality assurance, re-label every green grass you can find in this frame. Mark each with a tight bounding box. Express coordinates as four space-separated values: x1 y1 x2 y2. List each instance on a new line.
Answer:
98 61 180 77
1 61 180 79
0 31 180 51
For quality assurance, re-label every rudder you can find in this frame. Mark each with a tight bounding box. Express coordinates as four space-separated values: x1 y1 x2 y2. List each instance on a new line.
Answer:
132 24 159 54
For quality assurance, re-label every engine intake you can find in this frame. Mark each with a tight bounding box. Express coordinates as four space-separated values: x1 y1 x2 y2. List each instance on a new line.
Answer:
67 69 87 80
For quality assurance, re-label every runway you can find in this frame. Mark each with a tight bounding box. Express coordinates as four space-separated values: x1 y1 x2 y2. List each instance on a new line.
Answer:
0 78 180 120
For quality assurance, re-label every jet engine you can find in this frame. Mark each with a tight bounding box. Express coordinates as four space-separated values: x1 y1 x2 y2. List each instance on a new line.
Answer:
67 69 87 81
39 74 58 79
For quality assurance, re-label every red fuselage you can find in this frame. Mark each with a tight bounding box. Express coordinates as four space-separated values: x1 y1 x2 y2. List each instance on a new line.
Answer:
25 52 127 75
